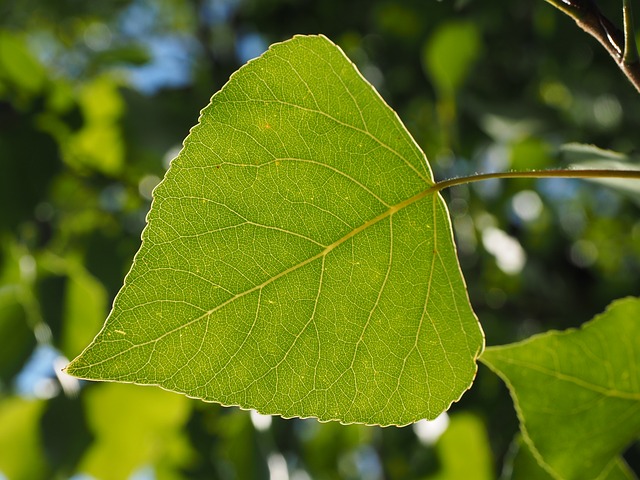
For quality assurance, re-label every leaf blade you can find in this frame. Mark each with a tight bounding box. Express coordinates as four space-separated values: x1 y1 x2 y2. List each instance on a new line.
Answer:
67 34 483 426
481 297 640 480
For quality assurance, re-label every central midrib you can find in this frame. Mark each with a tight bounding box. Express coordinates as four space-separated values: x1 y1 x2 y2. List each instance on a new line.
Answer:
203 186 435 316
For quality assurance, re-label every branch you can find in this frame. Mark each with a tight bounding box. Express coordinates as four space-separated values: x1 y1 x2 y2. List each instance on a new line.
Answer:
545 0 640 94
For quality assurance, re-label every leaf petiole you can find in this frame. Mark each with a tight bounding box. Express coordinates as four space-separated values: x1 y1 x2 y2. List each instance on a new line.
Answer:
430 168 640 192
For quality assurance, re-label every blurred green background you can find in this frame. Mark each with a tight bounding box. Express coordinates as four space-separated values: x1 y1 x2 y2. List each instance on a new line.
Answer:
1 0 639 478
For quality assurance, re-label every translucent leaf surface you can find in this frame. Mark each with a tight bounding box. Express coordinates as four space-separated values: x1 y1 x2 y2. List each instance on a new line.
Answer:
481 297 640 480
67 35 483 426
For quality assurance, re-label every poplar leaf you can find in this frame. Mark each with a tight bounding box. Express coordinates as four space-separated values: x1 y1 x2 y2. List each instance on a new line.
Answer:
481 297 640 480
67 35 483 426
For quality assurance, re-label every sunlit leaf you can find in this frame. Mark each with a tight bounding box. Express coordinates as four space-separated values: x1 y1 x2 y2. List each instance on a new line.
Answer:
481 297 640 480
67 35 483 426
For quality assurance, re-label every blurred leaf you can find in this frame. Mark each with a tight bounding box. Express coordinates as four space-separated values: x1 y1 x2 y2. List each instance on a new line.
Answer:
0 397 48 480
67 34 484 426
301 420 373 476
481 297 640 480
62 76 125 175
479 113 543 144
374 3 421 39
40 395 93 477
0 117 61 233
560 143 640 205
510 137 552 171
78 383 193 480
423 21 483 96
428 413 493 480
60 259 107 359
0 240 37 386
38 253 107 359
94 44 151 67
0 285 35 386
213 411 269 479
560 143 629 163
0 29 46 101
45 78 76 114
505 434 636 480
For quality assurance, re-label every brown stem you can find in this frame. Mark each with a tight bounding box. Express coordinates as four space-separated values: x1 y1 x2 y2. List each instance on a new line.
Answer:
545 0 640 94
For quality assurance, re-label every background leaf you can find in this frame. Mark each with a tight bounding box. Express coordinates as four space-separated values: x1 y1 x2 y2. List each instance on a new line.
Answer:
77 383 193 480
422 21 483 97
0 287 34 385
560 143 640 206
427 413 494 480
503 434 636 480
66 34 484 426
0 397 47 480
481 297 640 480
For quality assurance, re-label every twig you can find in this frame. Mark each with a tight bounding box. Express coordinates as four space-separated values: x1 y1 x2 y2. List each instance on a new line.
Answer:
624 0 639 64
544 0 640 94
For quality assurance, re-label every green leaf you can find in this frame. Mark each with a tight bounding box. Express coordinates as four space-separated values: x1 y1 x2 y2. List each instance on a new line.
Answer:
0 397 47 480
560 143 640 206
38 253 108 359
422 21 483 96
428 413 493 480
0 29 46 97
66 34 483 426
505 434 555 480
62 76 125 175
504 434 636 480
211 410 269 479
481 297 640 480
77 383 192 480
0 287 35 385
60 259 107 359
